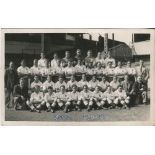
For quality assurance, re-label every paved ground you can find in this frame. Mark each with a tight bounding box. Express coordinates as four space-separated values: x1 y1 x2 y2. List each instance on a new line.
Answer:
5 104 150 122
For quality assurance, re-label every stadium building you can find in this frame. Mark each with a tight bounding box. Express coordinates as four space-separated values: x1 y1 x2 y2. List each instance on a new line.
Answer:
5 33 132 67
131 33 151 64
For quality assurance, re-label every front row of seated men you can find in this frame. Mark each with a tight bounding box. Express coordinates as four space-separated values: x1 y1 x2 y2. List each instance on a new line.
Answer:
13 74 147 113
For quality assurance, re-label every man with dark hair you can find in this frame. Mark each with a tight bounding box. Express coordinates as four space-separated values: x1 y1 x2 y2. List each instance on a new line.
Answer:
51 59 64 75
125 61 136 83
79 85 92 111
64 61 76 79
113 85 130 109
42 75 55 93
121 75 134 107
78 73 88 91
5 61 18 108
105 61 115 81
61 51 73 67
115 61 127 82
67 74 78 91
54 75 67 92
110 76 120 92
93 62 104 78
38 52 47 68
30 59 40 76
90 86 104 110
84 50 95 68
94 52 106 67
44 86 56 113
26 85 45 113
74 59 86 75
17 59 30 76
55 85 70 112
67 84 80 111
13 78 29 110
31 75 42 90
17 59 30 87
51 53 60 68
74 49 83 65
133 76 147 105
87 74 99 91
99 76 109 92
136 60 149 88
105 52 116 68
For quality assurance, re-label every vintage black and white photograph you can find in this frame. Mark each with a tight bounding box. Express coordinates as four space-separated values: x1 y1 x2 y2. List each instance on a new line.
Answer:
1 29 154 125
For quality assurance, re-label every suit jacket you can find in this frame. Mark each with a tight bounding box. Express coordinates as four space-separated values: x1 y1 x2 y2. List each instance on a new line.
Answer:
133 81 147 95
121 80 134 93
5 68 18 90
13 85 29 99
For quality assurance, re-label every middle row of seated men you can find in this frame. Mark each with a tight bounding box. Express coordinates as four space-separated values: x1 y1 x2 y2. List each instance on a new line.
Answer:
13 74 147 113
30 74 124 92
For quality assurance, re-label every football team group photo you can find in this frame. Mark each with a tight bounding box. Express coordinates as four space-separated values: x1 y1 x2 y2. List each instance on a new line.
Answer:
4 29 151 122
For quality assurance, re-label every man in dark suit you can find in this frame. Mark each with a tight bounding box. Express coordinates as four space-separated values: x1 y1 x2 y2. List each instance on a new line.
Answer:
5 61 18 108
132 75 147 105
121 75 134 107
13 78 29 110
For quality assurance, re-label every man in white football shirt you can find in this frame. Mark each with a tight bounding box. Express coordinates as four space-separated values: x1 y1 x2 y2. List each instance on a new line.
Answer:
67 74 78 91
51 59 64 75
26 85 45 113
17 59 30 87
99 76 109 92
30 59 40 76
105 61 115 81
103 86 115 109
74 49 83 65
78 73 88 91
110 76 120 92
17 59 30 76
42 75 55 93
67 84 80 111
51 53 60 68
61 51 73 67
94 52 106 67
84 50 95 68
114 85 130 109
105 52 116 68
40 60 51 77
54 75 67 92
55 85 70 112
114 61 127 82
64 61 76 79
38 52 47 68
90 86 105 110
31 75 42 90
125 61 136 83
44 86 57 113
87 74 99 91
74 59 86 78
78 85 92 111
93 62 104 79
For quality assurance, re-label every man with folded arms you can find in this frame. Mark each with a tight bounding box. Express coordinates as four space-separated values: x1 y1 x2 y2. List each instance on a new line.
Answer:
13 78 29 110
